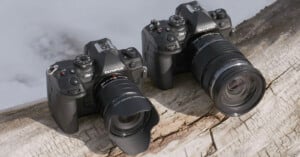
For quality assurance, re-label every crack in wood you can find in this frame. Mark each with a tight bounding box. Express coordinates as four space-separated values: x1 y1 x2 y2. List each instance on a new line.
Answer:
152 112 213 144
266 65 293 91
208 117 229 152
184 148 189 157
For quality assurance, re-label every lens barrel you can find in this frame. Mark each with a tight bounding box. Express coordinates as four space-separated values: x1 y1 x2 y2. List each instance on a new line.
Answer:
95 75 159 155
191 33 266 116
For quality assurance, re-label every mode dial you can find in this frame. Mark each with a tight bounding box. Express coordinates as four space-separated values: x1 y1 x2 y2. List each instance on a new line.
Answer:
168 15 185 27
74 54 93 69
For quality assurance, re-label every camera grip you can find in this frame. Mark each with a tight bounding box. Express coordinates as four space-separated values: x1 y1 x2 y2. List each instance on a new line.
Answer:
49 95 79 133
153 53 173 90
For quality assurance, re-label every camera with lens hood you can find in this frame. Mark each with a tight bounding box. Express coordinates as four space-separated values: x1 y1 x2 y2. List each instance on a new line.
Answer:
142 1 266 116
46 38 159 155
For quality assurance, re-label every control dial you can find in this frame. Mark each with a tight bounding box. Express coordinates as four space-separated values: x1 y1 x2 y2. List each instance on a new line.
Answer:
74 55 93 69
168 15 185 27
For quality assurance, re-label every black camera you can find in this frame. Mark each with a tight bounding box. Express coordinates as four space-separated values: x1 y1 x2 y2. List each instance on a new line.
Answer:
46 38 159 155
142 1 266 116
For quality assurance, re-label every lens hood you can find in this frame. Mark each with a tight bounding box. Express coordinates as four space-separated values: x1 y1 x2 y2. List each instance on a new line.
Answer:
104 97 159 155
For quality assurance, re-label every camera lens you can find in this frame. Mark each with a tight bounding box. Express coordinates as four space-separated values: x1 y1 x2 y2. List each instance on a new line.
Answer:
94 75 159 154
222 73 257 107
191 33 266 116
111 112 147 136
95 76 153 136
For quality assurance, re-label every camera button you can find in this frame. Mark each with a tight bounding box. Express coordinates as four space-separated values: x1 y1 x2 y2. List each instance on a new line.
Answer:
167 44 177 51
70 77 80 85
151 19 160 27
126 48 136 57
129 62 136 68
123 49 136 58
219 22 226 27
69 69 75 74
157 27 163 33
68 89 81 95
167 35 176 42
59 70 66 76
216 9 227 19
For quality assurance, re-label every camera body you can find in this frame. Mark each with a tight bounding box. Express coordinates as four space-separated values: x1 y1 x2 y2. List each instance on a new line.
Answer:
142 1 232 89
142 1 266 116
46 38 146 133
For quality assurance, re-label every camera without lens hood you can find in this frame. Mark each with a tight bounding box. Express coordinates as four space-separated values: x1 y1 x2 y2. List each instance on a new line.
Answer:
142 1 266 116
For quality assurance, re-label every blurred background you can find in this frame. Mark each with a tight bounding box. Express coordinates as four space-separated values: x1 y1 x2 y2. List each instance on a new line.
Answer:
0 0 275 110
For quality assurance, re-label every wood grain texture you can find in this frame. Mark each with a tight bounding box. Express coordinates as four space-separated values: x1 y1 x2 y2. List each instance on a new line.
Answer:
0 0 299 156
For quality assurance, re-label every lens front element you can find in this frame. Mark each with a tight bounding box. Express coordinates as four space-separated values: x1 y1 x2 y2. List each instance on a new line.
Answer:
213 66 266 116
118 113 143 125
111 112 147 137
223 74 255 107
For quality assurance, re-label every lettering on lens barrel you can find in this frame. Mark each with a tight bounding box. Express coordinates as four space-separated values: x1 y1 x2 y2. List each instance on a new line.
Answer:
142 1 266 116
46 38 159 155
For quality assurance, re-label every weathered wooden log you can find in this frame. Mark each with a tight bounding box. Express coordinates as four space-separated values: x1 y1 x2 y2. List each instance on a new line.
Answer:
0 0 299 156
